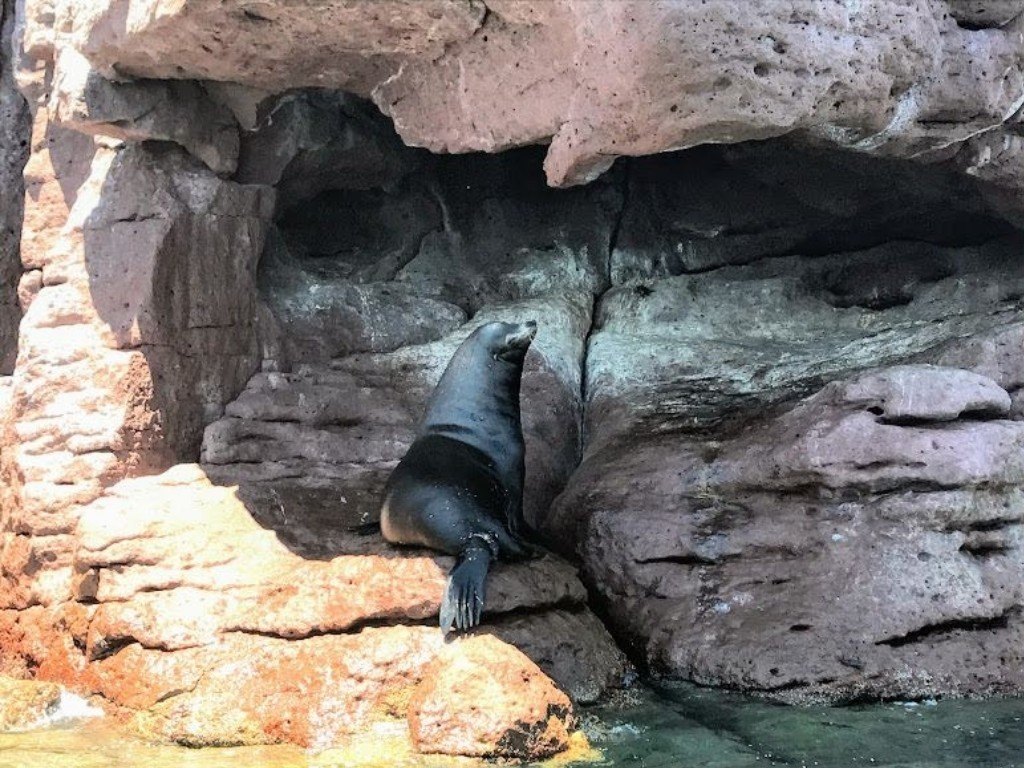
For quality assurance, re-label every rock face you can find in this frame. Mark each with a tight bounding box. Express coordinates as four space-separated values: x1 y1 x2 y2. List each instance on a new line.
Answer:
35 0 1024 186
6 0 1024 756
0 0 30 374
559 243 1024 702
65 466 624 747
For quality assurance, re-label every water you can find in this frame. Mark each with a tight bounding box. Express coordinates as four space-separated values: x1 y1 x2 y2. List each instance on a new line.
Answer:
2 684 1024 767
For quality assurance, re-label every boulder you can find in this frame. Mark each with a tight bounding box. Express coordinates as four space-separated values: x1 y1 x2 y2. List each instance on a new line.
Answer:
556 238 1024 700
19 0 1021 187
408 635 575 760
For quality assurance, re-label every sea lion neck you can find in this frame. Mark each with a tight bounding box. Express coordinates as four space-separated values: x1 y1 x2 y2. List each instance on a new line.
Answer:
419 335 525 462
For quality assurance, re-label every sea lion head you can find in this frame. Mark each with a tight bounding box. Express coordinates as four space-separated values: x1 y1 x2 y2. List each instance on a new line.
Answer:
474 320 537 365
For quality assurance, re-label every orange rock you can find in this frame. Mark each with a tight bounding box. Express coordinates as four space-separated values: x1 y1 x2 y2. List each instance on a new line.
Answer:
408 635 575 760
0 677 63 731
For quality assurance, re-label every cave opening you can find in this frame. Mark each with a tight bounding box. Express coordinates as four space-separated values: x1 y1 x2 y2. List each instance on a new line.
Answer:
197 90 1024 565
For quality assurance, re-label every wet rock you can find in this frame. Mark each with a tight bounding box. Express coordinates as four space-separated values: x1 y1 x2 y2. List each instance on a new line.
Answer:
408 635 575 760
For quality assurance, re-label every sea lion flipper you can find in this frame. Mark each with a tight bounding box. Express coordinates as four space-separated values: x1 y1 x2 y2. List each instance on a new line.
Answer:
440 541 492 634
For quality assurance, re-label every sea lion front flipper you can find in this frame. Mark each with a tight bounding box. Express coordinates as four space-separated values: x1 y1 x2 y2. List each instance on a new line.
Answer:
440 541 493 634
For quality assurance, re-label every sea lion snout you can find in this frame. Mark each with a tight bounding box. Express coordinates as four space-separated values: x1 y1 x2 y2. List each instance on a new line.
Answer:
508 320 537 349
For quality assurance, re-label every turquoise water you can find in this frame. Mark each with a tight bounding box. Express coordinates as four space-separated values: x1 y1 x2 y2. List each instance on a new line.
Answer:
585 684 1024 767
2 684 1024 767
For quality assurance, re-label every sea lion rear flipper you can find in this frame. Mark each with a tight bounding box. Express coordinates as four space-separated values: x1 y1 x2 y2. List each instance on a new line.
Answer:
440 541 492 634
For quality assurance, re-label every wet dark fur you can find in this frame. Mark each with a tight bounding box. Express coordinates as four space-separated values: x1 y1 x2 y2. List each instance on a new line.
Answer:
380 321 539 633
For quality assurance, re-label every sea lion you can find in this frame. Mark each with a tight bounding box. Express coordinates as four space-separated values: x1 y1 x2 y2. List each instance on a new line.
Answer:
380 320 539 633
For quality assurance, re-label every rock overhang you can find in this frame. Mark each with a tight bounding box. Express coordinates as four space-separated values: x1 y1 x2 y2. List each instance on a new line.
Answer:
24 0 1024 188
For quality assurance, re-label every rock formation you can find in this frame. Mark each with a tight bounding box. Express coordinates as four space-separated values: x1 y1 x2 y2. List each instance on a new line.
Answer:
0 0 30 374
3 0 1024 758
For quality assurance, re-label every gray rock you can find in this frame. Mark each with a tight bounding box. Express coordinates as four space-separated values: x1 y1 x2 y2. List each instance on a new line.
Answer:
235 91 418 209
203 293 589 538
0 0 30 374
51 49 239 175
945 0 1024 27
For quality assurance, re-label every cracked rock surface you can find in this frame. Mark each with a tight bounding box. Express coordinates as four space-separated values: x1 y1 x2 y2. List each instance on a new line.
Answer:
559 253 1024 702
70 465 626 746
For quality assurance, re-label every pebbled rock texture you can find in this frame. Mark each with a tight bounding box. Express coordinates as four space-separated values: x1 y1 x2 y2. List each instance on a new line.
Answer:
27 0 1024 187
0 676 63 731
408 635 575 760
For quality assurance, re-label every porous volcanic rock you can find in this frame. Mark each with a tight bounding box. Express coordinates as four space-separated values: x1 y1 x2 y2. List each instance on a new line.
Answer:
408 635 575 760
66 465 627 747
7 0 1024 746
39 0 1024 187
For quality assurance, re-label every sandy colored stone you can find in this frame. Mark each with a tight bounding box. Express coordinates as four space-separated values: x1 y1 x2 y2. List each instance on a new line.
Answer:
57 464 627 749
408 634 575 760
0 676 62 731
4 110 272 604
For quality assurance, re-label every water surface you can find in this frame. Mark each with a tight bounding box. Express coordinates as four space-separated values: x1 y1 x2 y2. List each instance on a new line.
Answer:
2 684 1023 767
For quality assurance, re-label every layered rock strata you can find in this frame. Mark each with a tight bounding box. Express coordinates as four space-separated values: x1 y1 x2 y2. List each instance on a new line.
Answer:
58 465 622 752
558 244 1024 703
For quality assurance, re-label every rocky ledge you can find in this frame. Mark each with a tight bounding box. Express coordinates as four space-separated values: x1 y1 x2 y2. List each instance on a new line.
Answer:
35 0 1024 188
54 465 626 757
